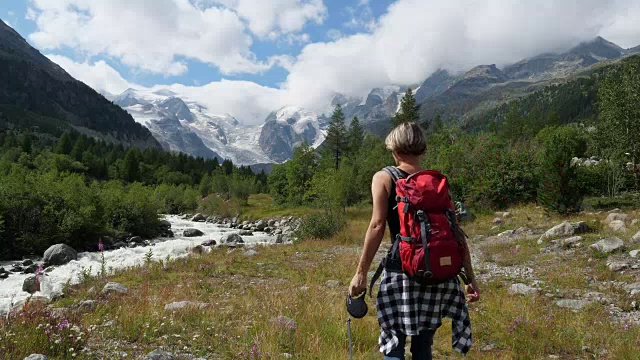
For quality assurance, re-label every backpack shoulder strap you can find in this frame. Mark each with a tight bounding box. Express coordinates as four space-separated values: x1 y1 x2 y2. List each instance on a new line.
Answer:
382 166 405 183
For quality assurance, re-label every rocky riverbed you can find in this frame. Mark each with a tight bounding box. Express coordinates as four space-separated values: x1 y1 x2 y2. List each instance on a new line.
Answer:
0 214 298 315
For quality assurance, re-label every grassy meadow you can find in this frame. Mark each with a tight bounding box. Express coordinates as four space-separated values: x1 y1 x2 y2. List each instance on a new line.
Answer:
1 196 640 359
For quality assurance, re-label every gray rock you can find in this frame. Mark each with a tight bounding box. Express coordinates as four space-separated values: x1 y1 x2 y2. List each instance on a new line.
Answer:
77 300 97 311
201 239 217 247
607 261 629 271
129 236 144 244
268 219 277 227
624 282 640 296
561 236 584 248
589 237 625 254
608 220 627 233
22 264 38 274
101 282 128 295
144 349 175 360
502 212 511 218
497 230 516 238
255 220 267 231
22 276 39 294
554 299 591 311
11 296 50 313
221 233 244 244
630 249 640 258
508 283 540 296
244 249 258 257
605 213 628 224
631 231 640 244
539 221 589 242
160 220 172 228
22 259 34 266
238 230 254 236
191 213 206 222
492 217 504 225
631 219 639 226
43 244 77 266
183 228 205 237
274 228 283 235
0 272 8 279
24 355 48 360
164 301 208 312
326 280 340 288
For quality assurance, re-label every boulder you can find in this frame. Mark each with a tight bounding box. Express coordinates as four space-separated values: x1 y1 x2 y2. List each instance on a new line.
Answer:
608 220 627 233
0 271 8 279
77 300 97 311
22 264 38 274
101 282 128 296
129 236 144 244
43 244 77 266
201 239 217 247
631 231 640 244
183 228 205 237
159 220 172 228
268 219 277 227
539 221 589 242
22 276 39 294
22 259 34 267
11 296 50 313
630 250 640 258
24 355 48 360
554 299 591 311
624 282 640 296
589 237 625 254
561 236 583 248
144 349 176 360
607 261 629 272
164 301 208 312
492 217 504 225
238 230 254 236
509 283 541 296
221 233 243 244
605 213 628 224
255 220 267 231
191 213 206 222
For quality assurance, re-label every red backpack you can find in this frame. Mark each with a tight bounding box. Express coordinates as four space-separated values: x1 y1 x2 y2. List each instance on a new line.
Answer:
369 167 466 293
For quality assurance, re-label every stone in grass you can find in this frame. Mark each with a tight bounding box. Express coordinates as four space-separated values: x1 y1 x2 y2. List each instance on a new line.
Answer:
101 282 128 296
492 217 504 225
605 213 628 224
183 228 205 237
608 220 627 233
630 250 640 258
554 299 591 311
624 282 640 296
607 261 629 272
561 236 583 248
164 301 208 312
244 249 258 257
631 231 640 244
326 280 340 288
538 221 589 243
24 355 48 360
589 237 625 254
508 283 540 296
144 349 175 360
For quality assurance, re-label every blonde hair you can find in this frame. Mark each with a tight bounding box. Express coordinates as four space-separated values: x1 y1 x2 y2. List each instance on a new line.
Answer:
385 122 426 156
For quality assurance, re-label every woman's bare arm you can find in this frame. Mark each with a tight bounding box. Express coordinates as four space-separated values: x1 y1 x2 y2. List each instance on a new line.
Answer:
348 171 390 296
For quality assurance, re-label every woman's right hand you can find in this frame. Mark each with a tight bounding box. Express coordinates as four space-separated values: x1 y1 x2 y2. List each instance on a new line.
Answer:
349 273 367 297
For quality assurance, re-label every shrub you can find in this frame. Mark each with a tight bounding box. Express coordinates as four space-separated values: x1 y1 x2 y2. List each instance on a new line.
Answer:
294 210 347 240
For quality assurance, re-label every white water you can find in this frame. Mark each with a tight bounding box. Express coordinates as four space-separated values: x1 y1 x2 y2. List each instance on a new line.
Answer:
0 215 276 314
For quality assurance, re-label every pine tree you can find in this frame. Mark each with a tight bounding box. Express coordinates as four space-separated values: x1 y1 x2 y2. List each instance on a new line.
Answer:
347 116 364 157
392 87 420 128
55 132 74 154
326 104 347 170
122 149 141 183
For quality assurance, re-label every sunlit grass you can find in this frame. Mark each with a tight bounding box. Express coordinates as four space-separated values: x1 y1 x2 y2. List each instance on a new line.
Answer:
2 199 640 359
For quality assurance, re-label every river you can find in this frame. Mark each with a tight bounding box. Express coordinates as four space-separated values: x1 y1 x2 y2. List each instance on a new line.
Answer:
0 215 277 315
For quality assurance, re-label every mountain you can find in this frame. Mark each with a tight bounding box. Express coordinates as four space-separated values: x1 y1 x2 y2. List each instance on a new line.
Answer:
258 106 327 163
627 45 640 55
415 36 634 125
0 20 160 149
114 89 327 165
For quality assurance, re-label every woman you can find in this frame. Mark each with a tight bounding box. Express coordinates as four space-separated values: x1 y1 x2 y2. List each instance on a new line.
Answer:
348 122 480 359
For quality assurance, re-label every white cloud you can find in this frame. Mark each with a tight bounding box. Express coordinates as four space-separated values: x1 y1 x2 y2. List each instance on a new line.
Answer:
47 54 286 124
27 0 276 75
46 55 137 95
215 0 327 37
282 0 640 110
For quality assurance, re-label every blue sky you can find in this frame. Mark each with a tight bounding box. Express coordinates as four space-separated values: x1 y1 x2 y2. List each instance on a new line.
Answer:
1 0 394 89
2 1 640 124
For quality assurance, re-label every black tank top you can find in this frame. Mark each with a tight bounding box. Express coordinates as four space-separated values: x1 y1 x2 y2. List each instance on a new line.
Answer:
386 167 408 243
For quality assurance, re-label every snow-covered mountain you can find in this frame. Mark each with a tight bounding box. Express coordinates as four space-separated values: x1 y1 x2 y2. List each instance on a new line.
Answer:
112 89 326 165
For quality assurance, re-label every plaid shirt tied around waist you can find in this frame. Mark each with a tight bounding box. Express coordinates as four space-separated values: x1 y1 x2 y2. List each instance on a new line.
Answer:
376 270 472 355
